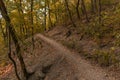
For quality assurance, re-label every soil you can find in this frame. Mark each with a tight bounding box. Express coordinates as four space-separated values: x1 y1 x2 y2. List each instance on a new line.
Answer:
0 26 119 80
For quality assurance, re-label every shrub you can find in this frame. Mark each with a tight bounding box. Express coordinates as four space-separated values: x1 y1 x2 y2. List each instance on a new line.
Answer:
93 49 118 66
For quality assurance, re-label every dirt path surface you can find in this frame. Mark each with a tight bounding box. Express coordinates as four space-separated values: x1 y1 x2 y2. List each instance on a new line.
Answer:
34 34 116 80
0 34 117 80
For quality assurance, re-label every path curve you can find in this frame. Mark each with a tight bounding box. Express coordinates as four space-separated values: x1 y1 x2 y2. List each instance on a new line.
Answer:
36 34 115 80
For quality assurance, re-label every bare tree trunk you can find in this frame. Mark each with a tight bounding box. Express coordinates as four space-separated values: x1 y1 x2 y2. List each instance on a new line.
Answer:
94 0 97 13
91 0 97 13
81 0 89 22
65 0 76 27
30 0 35 49
53 0 58 22
47 0 53 28
76 0 80 19
8 27 21 80
91 0 94 13
0 1 30 80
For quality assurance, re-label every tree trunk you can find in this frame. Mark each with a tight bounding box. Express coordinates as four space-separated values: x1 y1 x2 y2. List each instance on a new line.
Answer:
76 0 80 19
0 0 29 80
44 0 47 30
30 0 35 49
47 0 53 28
81 0 89 22
65 0 76 27
53 0 58 22
8 29 21 80
91 0 94 13
94 0 97 13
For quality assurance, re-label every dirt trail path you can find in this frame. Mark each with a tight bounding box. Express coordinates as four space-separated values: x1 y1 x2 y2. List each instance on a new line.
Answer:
0 34 116 80
36 34 116 80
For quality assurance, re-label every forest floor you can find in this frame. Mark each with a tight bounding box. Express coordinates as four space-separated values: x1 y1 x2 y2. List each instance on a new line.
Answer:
46 25 120 79
0 25 120 80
